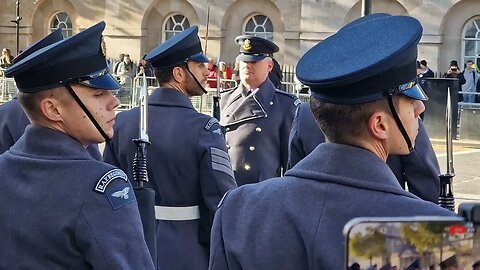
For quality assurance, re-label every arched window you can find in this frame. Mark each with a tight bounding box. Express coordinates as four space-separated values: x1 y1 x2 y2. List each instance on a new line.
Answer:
163 14 190 42
50 12 73 38
244 14 273 41
462 17 480 69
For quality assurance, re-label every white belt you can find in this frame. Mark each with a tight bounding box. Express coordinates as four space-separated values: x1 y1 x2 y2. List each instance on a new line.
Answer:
154 205 200 221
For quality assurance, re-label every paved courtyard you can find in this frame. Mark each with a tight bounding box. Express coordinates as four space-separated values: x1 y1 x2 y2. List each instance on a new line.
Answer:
433 139 480 209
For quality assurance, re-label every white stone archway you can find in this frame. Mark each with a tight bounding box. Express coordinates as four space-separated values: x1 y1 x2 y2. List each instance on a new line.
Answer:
141 0 200 58
30 0 78 43
221 0 284 64
440 0 480 73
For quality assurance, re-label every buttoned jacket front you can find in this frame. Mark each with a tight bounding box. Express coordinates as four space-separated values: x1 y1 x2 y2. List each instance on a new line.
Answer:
220 79 298 186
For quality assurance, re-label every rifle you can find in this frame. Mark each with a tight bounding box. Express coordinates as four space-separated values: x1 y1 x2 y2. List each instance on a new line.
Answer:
438 87 455 211
204 1 222 121
132 74 157 265
212 57 222 121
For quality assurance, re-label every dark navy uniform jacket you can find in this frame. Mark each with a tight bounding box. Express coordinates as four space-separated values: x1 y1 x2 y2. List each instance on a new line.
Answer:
0 97 102 159
103 88 237 270
288 102 441 203
0 125 154 269
220 79 299 186
209 143 454 270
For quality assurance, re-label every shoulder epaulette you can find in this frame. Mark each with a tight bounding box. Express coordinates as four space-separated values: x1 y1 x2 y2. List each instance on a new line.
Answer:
275 90 296 99
294 98 302 107
275 90 301 106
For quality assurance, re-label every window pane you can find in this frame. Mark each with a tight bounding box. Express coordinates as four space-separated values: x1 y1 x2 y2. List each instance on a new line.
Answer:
174 15 183 23
465 40 476 56
476 41 480 56
163 14 190 42
166 18 174 29
165 31 175 40
264 19 273 32
57 12 67 22
464 23 476 38
463 17 480 70
244 15 273 42
245 20 255 32
50 12 72 38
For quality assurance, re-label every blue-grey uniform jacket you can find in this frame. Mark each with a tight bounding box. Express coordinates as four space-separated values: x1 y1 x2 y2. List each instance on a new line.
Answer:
288 102 441 203
103 88 237 270
220 79 299 186
0 125 154 269
209 143 455 270
0 97 102 159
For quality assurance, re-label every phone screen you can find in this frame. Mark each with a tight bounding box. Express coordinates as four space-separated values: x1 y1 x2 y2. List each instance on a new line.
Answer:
344 217 478 270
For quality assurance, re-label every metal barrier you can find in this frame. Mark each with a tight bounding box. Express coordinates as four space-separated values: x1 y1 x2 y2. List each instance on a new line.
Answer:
131 76 158 110
125 77 240 114
297 93 310 103
0 76 308 109
111 75 135 110
458 91 480 109
0 77 18 103
206 78 238 92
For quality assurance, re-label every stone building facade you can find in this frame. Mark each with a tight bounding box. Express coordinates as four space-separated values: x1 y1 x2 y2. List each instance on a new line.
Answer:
0 0 479 74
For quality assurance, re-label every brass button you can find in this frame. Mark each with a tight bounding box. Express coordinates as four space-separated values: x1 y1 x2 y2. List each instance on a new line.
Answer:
270 101 274 105
226 127 230 131
255 127 262 132
249 146 255 151
244 164 251 171
226 144 230 149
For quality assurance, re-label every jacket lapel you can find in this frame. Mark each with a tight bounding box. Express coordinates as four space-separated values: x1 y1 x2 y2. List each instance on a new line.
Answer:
220 81 275 126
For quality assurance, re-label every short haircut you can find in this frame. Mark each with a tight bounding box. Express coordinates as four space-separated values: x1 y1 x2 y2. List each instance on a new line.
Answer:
153 63 188 85
310 95 390 144
18 87 69 122
420 60 427 66
466 60 474 64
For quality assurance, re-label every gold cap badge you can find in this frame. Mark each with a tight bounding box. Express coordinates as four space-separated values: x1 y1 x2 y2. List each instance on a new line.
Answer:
100 36 107 57
242 39 252 51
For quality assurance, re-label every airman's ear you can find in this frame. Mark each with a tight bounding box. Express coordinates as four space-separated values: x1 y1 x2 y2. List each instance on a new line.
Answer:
39 96 64 122
367 111 389 141
172 66 186 83
266 58 274 72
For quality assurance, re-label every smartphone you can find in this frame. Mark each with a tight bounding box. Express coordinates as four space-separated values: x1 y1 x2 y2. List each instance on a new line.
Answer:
344 216 478 270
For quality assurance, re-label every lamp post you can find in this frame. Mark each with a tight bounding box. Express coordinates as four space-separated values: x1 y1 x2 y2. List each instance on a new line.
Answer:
10 0 22 55
362 0 372 17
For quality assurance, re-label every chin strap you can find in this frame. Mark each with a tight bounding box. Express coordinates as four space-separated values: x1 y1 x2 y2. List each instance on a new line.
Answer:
386 94 413 154
64 84 111 143
184 61 207 94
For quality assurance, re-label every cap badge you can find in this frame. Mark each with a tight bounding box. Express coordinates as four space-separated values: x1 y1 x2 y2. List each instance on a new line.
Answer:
100 36 107 57
242 39 252 51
